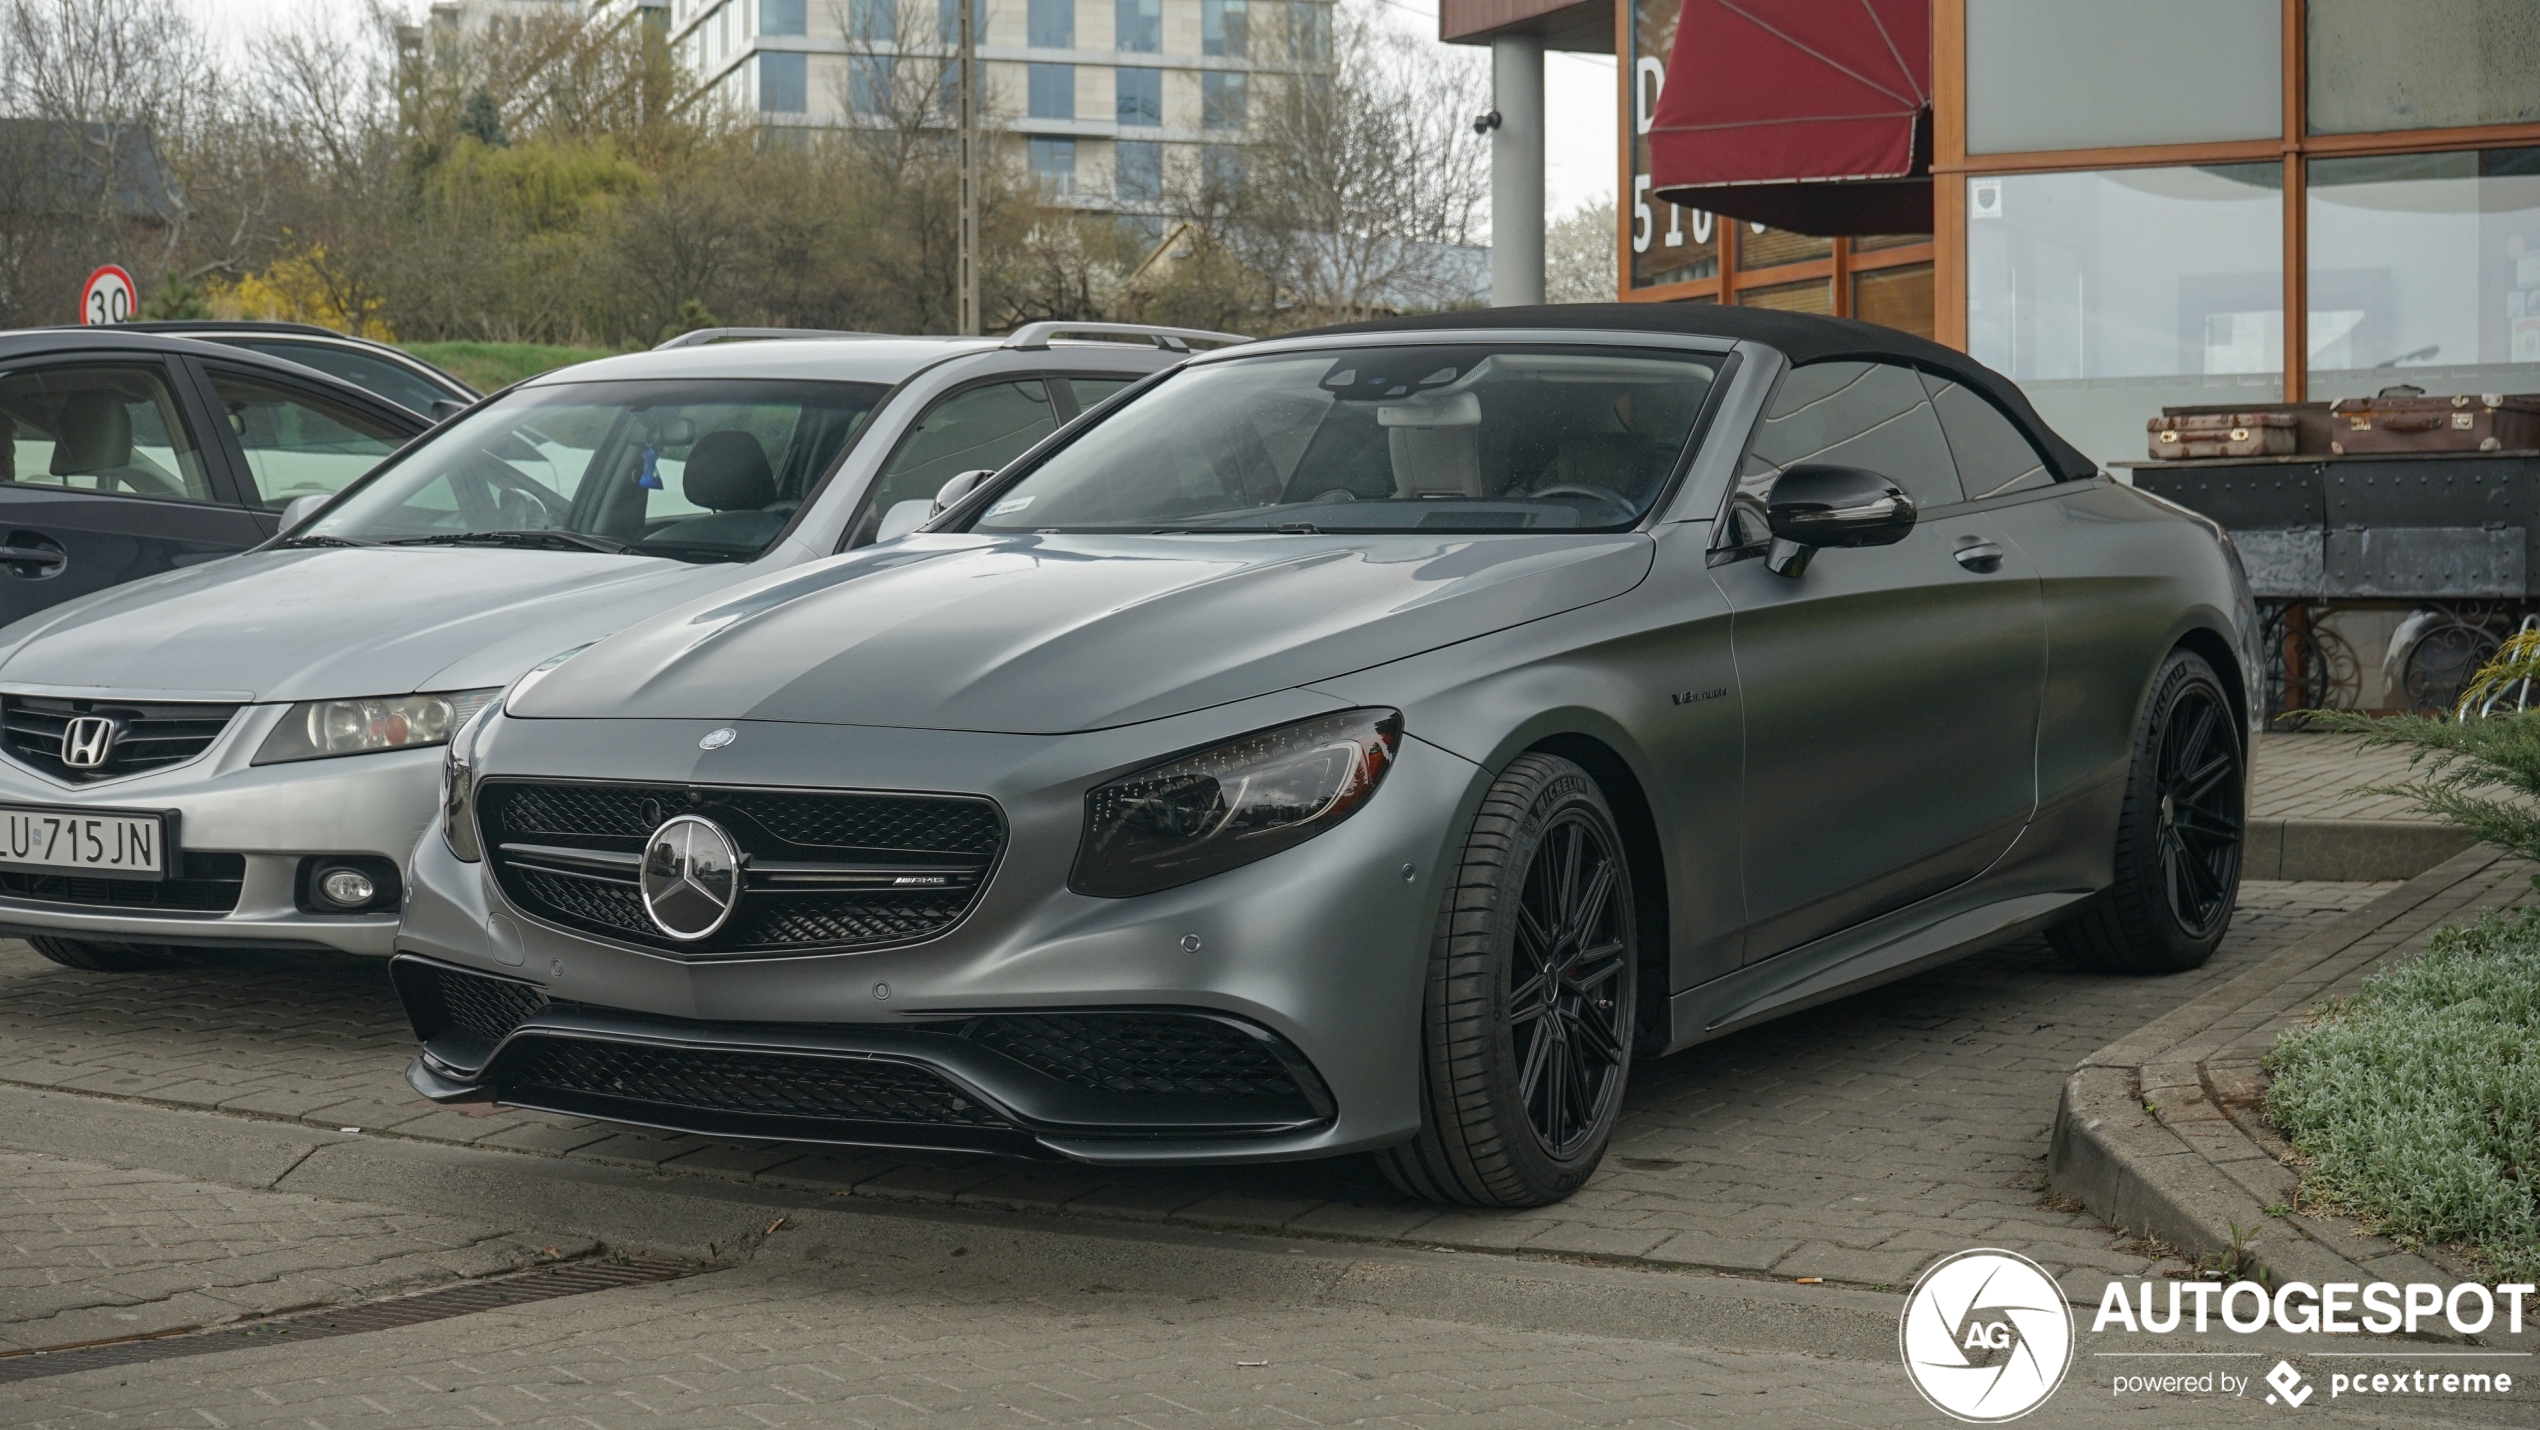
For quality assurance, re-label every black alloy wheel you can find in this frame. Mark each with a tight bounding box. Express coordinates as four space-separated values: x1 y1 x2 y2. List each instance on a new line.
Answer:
2053 649 2244 975
1510 811 1633 1157
1379 752 1639 1207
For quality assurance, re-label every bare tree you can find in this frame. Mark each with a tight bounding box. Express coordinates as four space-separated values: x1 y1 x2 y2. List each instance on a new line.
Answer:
1545 200 1618 303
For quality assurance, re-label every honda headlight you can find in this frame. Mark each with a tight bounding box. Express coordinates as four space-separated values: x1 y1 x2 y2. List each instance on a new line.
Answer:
441 699 498 863
1071 708 1403 898
253 689 501 765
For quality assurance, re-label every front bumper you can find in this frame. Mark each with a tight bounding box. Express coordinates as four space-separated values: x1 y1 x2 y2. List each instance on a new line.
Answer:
396 699 1483 1164
0 704 438 956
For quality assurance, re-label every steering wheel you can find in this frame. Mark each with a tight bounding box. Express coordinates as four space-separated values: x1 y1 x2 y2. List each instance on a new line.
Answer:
1529 481 1633 514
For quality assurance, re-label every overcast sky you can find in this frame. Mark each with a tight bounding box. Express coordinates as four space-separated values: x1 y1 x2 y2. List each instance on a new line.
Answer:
189 0 1617 220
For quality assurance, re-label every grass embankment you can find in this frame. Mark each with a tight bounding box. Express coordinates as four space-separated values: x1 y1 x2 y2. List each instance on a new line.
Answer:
402 341 622 393
2267 906 2540 1278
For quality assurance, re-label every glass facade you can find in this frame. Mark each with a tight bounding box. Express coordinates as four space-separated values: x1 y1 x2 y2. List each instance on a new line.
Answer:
1965 0 2277 153
2307 148 2540 401
1853 263 1935 339
1202 70 1246 129
1202 0 1246 57
1966 165 2283 471
1116 140 1164 201
760 0 806 37
758 50 806 112
849 54 894 114
1028 0 1074 48
2309 0 2540 135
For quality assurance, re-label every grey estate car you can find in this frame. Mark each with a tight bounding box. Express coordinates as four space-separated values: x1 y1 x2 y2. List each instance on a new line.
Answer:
394 305 2260 1208
0 324 1223 971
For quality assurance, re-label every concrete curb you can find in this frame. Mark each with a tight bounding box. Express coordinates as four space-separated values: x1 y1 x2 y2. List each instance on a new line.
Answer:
2048 842 2531 1295
2247 817 2477 882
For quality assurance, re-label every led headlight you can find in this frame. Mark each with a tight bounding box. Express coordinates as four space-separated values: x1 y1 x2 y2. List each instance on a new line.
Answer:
1071 708 1403 898
253 689 501 765
440 699 498 863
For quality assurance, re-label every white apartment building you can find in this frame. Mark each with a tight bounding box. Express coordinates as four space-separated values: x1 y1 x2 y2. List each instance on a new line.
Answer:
660 0 1332 208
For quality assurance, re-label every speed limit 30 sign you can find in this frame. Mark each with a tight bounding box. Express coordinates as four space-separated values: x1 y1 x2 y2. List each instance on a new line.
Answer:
80 265 137 325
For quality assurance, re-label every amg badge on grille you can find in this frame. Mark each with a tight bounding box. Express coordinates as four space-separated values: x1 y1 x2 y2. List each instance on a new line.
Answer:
639 814 742 940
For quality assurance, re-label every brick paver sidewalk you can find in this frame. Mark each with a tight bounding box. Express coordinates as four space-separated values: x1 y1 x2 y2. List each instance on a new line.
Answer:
2251 731 2435 822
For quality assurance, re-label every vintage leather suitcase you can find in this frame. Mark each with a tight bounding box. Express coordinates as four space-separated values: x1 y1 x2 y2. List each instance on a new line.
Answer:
2147 411 2298 460
2328 388 2540 455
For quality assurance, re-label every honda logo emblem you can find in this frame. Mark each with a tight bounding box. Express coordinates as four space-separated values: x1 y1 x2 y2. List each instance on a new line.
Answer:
60 716 116 770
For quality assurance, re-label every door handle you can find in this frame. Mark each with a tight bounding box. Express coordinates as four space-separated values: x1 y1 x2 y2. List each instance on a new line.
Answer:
1952 540 2004 573
0 532 66 579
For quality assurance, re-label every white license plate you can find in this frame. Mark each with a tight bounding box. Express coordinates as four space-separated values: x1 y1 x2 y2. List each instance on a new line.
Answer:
0 808 165 879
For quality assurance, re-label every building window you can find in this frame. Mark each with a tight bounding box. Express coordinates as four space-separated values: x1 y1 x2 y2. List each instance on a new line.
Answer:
1965 0 2277 154
1737 277 1831 315
2308 0 2540 135
1116 0 1160 53
1735 224 1829 271
760 0 806 36
1029 63 1075 119
1201 144 1245 193
1202 0 1246 58
759 50 807 112
937 0 983 43
847 0 892 42
1029 137 1077 195
1201 70 1246 129
850 54 896 114
1286 0 1328 61
2306 147 2540 401
1116 139 1163 201
1116 67 1161 126
1965 164 2283 471
1851 263 1935 341
1028 0 1073 49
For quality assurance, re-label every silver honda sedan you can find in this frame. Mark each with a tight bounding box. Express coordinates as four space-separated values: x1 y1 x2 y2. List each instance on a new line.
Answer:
0 326 1221 970
394 306 2259 1207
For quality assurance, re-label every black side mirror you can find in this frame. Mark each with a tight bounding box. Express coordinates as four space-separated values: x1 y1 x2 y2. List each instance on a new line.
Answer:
929 467 997 516
1762 463 1916 577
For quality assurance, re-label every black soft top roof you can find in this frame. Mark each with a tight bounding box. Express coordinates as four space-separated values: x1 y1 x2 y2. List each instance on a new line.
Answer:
1298 303 2097 484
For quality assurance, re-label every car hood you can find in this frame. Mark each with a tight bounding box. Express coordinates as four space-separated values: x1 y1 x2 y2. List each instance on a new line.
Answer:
0 548 747 702
512 531 1656 734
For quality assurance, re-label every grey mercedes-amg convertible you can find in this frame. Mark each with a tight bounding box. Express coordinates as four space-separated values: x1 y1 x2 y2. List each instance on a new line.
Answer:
391 305 2259 1208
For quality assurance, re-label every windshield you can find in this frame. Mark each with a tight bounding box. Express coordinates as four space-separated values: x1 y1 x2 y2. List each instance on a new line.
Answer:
967 345 1719 534
304 378 885 561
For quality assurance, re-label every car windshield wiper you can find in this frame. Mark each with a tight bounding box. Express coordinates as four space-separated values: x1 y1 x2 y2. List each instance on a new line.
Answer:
385 530 630 554
273 534 372 548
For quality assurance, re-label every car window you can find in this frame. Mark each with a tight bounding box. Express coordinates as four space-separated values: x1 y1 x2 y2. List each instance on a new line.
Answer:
1064 375 1139 410
848 379 1060 546
1924 375 2052 499
0 364 216 504
207 371 411 507
225 340 458 414
305 378 885 563
969 346 1718 535
1729 360 1963 543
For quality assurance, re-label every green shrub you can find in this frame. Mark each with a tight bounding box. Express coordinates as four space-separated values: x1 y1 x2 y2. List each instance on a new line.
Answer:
403 341 621 394
2266 907 2540 1278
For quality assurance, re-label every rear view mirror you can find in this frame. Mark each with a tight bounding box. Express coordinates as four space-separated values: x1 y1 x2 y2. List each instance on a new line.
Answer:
875 499 933 543
1763 464 1915 577
929 468 996 515
279 493 328 534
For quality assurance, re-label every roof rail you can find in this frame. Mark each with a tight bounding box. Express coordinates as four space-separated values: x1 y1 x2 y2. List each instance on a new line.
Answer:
653 327 892 350
1001 321 1249 353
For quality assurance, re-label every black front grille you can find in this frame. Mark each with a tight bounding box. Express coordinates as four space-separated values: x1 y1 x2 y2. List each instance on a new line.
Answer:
963 1012 1316 1104
0 853 245 913
500 1037 1008 1127
436 965 549 1044
1 695 240 782
478 780 1004 957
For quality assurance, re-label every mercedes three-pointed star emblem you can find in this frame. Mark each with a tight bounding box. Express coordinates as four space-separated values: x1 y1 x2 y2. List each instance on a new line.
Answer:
639 814 742 941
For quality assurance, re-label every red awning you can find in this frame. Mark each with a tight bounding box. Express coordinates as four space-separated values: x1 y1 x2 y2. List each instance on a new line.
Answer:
1648 0 1931 237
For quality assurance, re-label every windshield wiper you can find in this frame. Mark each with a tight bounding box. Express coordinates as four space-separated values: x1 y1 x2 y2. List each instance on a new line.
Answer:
386 530 630 554
273 534 371 548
